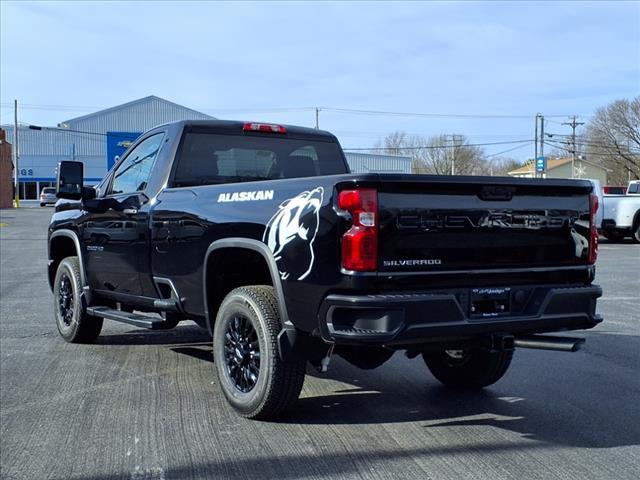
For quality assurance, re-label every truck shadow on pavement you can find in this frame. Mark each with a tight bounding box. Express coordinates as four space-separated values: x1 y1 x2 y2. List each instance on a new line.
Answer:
95 324 211 346
278 332 640 450
97 327 639 450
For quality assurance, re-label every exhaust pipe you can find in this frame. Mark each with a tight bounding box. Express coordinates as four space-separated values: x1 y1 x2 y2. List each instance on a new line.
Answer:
514 335 585 352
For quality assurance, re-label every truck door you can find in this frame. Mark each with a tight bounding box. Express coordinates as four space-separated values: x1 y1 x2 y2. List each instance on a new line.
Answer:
81 133 165 299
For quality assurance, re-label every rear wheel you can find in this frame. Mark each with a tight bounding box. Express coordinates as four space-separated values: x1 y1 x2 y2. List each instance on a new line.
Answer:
603 230 624 242
213 286 306 419
632 219 640 244
54 257 103 343
423 348 513 389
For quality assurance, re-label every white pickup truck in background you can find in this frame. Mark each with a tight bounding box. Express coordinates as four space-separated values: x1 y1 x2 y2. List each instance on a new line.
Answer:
601 180 640 243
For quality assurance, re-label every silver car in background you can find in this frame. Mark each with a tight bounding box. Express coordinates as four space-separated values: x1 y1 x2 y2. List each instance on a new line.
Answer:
39 187 57 207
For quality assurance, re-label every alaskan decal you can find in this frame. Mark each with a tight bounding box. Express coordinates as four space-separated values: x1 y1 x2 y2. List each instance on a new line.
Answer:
263 187 324 280
217 190 274 203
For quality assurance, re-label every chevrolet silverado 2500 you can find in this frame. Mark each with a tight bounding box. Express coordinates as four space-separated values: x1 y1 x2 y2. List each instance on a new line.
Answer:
48 120 602 418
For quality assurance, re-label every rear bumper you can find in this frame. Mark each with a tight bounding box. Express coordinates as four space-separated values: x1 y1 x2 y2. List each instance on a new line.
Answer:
318 284 602 346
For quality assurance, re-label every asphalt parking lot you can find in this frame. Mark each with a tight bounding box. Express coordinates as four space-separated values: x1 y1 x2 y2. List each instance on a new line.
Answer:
1 206 639 480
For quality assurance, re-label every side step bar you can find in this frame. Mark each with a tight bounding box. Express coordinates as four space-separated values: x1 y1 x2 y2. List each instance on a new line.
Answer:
87 306 169 330
514 334 585 352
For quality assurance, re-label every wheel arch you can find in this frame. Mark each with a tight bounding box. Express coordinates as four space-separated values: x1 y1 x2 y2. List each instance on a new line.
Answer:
203 238 290 335
49 230 87 291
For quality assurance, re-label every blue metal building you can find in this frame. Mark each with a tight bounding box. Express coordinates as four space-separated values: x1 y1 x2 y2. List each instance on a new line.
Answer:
2 96 213 199
2 97 413 200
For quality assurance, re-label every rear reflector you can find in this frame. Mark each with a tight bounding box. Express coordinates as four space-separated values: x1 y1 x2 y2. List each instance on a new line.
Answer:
243 122 286 134
589 193 598 264
338 188 378 271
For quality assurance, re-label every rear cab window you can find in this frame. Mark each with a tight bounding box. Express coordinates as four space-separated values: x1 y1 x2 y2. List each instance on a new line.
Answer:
171 131 348 187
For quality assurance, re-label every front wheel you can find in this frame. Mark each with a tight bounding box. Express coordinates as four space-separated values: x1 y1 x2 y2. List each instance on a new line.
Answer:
53 257 103 343
423 348 513 389
212 286 306 419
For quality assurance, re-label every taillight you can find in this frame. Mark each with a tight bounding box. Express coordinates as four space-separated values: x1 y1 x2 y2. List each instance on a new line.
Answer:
338 188 378 271
243 122 286 134
589 193 599 264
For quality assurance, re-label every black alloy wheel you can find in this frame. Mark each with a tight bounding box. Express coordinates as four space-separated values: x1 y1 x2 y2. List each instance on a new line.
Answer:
224 315 261 393
53 256 103 343
58 274 74 327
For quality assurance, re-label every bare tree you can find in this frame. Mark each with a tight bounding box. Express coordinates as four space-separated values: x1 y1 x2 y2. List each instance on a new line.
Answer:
378 130 407 156
376 132 487 175
487 157 527 177
586 97 640 183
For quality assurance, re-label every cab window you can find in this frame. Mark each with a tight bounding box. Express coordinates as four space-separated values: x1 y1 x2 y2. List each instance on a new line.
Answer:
172 132 348 187
110 133 164 194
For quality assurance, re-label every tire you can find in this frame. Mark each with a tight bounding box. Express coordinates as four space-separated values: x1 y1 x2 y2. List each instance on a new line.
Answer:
423 348 513 389
212 286 306 419
40 203 45 207
632 219 640 244
53 257 103 343
603 230 623 242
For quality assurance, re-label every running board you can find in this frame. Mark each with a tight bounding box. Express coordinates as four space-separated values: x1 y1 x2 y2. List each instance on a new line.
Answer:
87 306 169 330
514 335 585 352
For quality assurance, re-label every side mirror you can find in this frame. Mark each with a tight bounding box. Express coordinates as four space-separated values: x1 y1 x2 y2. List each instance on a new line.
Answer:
56 161 84 200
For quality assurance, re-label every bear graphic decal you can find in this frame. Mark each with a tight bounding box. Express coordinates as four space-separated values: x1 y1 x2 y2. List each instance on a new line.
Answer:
263 187 324 280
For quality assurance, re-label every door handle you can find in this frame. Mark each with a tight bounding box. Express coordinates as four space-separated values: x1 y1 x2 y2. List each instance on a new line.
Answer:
123 208 138 215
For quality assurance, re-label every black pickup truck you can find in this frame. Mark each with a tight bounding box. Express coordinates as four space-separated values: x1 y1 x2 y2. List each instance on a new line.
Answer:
49 120 602 419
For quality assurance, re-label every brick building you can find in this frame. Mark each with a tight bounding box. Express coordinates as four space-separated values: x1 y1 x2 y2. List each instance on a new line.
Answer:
0 129 14 208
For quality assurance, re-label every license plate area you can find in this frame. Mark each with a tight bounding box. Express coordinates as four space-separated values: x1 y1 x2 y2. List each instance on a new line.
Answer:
470 287 511 318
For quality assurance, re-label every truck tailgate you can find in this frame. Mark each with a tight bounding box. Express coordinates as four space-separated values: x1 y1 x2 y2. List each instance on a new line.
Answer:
376 176 593 273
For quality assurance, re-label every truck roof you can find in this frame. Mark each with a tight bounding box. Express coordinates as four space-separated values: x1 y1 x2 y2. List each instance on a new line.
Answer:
154 119 338 142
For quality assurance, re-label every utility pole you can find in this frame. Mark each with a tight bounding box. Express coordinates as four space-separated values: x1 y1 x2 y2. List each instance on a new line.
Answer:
563 115 585 178
450 134 462 175
539 115 544 178
13 99 19 208
315 107 319 129
534 114 539 178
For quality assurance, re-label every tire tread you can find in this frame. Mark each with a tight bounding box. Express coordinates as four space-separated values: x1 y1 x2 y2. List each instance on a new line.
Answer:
55 257 103 343
215 285 305 419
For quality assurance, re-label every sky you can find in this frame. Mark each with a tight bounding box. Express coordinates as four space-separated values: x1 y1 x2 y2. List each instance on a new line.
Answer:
1 0 639 160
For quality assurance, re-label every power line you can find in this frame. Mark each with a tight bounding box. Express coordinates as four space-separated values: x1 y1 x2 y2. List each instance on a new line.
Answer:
333 130 530 139
344 139 533 151
0 102 100 112
543 141 639 158
322 107 585 119
1 102 593 119
15 123 135 139
545 137 640 154
486 142 534 158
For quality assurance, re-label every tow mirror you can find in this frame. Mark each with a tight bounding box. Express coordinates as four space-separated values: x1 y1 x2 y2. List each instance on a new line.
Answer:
56 161 84 200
